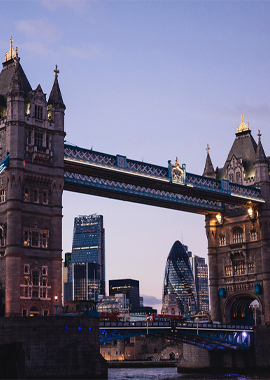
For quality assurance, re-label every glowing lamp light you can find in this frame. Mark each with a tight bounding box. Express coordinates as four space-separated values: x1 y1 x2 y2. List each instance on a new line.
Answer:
242 332 247 338
54 295 58 301
248 208 254 219
216 214 222 224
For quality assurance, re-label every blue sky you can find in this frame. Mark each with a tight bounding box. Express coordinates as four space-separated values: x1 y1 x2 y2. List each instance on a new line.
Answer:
2 1 270 311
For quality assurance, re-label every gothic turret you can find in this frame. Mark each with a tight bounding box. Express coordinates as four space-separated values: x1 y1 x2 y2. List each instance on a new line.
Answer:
203 144 216 178
254 130 269 185
47 65 65 132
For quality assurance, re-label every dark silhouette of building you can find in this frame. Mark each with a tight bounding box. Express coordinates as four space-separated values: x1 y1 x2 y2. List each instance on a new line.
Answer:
109 279 140 310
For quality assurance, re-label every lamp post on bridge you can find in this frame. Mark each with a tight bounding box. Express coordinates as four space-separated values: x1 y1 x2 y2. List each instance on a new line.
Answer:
53 295 61 315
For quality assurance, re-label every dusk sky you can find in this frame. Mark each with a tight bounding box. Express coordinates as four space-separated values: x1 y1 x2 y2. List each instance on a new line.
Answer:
2 1 270 311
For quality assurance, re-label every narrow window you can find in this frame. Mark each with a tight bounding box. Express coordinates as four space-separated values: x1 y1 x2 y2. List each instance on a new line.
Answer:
234 260 246 275
225 266 232 276
219 235 226 246
233 227 244 244
35 105 43 119
250 230 257 241
32 270 39 286
23 229 30 246
43 190 48 204
34 188 39 203
0 189 5 202
34 132 43 147
42 266 48 275
0 228 4 246
27 130 32 145
31 230 39 247
248 262 255 273
24 264 29 274
24 187 29 202
32 289 39 298
42 231 48 248
42 277 47 287
46 135 50 149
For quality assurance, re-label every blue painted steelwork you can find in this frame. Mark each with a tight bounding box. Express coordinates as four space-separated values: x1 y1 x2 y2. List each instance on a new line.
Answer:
0 155 9 174
99 321 253 350
64 144 264 214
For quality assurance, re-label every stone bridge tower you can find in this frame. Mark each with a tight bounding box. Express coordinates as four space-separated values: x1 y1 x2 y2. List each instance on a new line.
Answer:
204 115 270 325
0 39 65 316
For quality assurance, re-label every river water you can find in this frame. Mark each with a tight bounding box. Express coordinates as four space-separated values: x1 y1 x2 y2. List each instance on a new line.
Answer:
108 367 270 380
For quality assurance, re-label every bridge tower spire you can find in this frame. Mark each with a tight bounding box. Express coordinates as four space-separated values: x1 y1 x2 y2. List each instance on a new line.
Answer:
0 41 65 317
203 144 215 178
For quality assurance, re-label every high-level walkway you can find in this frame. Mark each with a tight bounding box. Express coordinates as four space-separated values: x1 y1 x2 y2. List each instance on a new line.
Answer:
64 144 264 215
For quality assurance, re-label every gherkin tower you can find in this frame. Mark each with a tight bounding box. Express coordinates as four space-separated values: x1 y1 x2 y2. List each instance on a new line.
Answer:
163 241 197 315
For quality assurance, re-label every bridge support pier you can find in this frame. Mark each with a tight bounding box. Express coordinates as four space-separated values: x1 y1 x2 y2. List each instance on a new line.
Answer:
177 343 255 373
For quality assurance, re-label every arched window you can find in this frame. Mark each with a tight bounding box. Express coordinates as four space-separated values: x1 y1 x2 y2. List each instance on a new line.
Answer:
233 227 244 244
236 171 241 184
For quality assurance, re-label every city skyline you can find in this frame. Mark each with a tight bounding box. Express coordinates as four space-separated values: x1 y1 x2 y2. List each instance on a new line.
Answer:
2 1 270 310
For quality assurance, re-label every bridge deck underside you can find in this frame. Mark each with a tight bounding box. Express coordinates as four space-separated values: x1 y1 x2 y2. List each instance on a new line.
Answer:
64 160 261 215
99 328 251 350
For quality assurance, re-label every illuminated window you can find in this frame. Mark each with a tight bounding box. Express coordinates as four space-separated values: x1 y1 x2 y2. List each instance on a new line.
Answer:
34 188 39 203
248 262 255 273
42 231 48 248
225 266 232 276
35 105 43 119
234 260 246 275
0 189 5 203
233 227 244 244
24 187 30 202
23 228 30 246
43 190 48 204
31 231 39 247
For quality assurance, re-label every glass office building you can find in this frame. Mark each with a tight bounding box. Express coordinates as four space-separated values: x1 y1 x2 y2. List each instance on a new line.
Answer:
163 240 197 315
190 255 209 312
69 214 105 300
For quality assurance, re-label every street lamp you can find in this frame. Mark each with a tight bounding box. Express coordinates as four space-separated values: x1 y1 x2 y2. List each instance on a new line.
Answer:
53 295 61 315
250 300 259 326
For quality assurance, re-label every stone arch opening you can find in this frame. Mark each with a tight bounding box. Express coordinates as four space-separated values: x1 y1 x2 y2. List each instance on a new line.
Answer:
29 304 40 317
229 296 261 325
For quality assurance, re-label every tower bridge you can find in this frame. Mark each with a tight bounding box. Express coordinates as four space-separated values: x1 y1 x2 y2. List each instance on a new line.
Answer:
0 39 270 349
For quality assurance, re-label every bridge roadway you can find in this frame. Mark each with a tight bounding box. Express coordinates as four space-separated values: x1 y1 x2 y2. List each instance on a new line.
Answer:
99 320 253 350
64 144 264 215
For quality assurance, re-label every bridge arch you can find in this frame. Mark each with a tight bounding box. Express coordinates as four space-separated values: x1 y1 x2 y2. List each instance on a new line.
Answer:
224 293 262 325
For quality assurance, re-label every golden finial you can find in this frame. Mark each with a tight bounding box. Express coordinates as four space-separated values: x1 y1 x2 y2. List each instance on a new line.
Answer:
5 36 17 62
206 144 210 154
54 64 59 79
175 157 180 167
237 114 250 133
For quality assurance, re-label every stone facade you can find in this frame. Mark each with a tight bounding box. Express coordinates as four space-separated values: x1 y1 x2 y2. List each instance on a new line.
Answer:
204 119 270 325
0 316 107 379
0 41 65 316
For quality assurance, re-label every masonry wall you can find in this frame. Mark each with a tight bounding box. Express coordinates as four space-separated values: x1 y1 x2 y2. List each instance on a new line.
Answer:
0 316 107 379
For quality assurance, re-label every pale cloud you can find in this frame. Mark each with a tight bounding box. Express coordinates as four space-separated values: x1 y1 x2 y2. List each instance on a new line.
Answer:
15 18 60 42
41 0 90 14
62 44 103 60
22 41 59 58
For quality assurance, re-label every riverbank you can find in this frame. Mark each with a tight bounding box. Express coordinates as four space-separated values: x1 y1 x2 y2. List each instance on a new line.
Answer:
107 360 177 368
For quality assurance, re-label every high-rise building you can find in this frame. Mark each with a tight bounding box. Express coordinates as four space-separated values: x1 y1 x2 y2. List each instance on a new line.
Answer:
162 241 197 315
69 214 105 301
190 255 209 312
109 279 140 310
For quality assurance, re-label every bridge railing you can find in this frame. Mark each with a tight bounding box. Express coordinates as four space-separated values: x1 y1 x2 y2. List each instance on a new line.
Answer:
64 144 263 203
99 321 253 331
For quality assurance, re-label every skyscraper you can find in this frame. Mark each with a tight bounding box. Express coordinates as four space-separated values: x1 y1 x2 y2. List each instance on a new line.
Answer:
69 214 105 301
189 256 209 312
162 241 197 315
109 279 140 310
